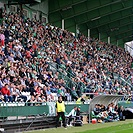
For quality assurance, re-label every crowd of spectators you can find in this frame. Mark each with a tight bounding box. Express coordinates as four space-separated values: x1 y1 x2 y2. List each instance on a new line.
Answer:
0 9 133 103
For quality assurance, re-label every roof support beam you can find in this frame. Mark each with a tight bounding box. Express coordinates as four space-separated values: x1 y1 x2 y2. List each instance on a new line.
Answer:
59 0 122 20
114 30 133 39
80 15 132 33
96 20 133 33
89 14 133 30
49 0 87 14
124 35 133 42
77 6 132 25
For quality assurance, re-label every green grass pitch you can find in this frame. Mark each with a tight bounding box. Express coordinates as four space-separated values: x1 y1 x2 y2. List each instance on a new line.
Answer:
24 119 133 133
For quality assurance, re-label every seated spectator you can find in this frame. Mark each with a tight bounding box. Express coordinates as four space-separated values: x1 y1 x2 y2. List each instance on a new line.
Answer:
0 93 4 102
10 83 27 102
114 104 119 112
40 94 46 103
101 104 106 112
0 76 4 89
76 106 83 121
92 103 120 123
27 95 36 106
93 104 101 116
10 83 19 102
65 89 72 101
41 86 47 101
1 84 13 102
46 86 54 101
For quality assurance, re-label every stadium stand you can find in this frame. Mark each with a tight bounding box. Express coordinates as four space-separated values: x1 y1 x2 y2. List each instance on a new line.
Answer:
0 8 132 104
0 0 132 132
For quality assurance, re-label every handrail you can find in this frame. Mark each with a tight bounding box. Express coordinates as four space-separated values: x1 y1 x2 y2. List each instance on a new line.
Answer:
113 73 133 88
99 52 133 89
36 42 133 93
34 51 83 93
125 43 133 53
47 61 78 89
55 62 87 89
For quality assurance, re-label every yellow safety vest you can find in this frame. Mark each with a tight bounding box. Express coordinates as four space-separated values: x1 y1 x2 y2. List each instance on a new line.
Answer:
76 97 82 104
56 101 65 112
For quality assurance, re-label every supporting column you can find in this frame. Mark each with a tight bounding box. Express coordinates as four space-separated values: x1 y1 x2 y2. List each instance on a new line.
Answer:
5 4 10 13
62 19 64 30
88 29 90 39
108 37 110 44
36 11 40 20
76 24 79 37
117 40 119 47
99 33 100 41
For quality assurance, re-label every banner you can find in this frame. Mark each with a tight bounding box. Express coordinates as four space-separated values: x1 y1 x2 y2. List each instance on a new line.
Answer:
47 102 56 116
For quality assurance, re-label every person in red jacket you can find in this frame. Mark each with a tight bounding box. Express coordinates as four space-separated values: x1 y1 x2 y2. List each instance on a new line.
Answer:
1 84 13 102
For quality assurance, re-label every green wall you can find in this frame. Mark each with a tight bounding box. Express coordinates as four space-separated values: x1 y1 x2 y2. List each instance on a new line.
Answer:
0 101 132 118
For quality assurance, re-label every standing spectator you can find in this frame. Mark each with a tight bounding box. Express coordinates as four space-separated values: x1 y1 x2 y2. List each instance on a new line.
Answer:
57 85 65 100
4 27 9 44
0 31 5 47
1 84 13 102
71 87 79 101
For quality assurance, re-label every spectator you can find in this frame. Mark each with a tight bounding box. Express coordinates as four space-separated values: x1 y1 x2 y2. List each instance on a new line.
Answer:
1 84 13 102
71 87 79 101
0 10 132 104
93 104 101 115
46 86 54 101
0 30 5 47
27 95 36 106
57 85 65 100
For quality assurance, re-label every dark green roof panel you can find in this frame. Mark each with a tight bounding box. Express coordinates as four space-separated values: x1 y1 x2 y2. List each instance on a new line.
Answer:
49 0 133 46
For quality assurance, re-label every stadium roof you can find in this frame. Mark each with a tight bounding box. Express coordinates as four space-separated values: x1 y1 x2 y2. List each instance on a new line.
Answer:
7 0 41 5
49 0 133 47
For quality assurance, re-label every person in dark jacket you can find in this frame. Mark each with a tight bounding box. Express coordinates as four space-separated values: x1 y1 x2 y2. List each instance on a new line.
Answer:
76 106 83 121
118 106 124 120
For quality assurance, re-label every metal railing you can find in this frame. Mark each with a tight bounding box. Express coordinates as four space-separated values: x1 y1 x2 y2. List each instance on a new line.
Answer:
47 61 78 90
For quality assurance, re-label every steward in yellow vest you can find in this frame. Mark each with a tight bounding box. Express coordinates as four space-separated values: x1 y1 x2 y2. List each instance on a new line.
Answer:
55 96 66 128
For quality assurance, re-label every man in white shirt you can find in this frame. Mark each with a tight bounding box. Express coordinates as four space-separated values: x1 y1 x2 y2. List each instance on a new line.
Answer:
66 106 77 126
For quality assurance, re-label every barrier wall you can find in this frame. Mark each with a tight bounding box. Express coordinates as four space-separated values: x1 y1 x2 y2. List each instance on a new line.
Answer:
118 101 133 108
66 104 89 114
0 101 132 118
0 105 49 117
0 102 89 118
